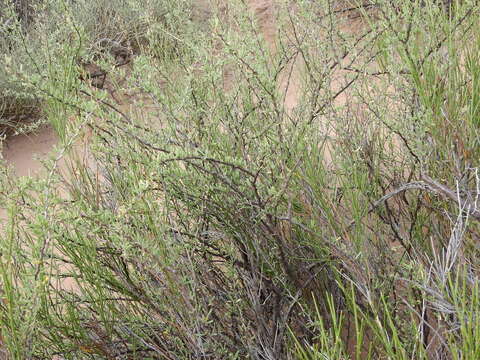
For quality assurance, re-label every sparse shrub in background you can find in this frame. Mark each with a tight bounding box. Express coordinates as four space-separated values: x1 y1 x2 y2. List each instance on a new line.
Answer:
0 0 193 136
0 0 39 30
0 0 479 359
0 0 44 135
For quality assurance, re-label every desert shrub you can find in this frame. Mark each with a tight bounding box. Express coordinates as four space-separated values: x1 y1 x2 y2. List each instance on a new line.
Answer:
68 0 194 62
0 0 41 30
0 0 193 137
0 1 43 135
0 0 479 359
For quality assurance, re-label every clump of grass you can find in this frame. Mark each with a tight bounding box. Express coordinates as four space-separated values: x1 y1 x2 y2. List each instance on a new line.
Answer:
0 0 479 359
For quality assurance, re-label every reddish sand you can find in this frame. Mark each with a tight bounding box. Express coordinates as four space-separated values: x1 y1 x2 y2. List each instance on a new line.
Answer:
2 126 58 177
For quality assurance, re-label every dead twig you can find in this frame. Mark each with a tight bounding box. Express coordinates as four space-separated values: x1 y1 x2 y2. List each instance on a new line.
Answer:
348 175 480 229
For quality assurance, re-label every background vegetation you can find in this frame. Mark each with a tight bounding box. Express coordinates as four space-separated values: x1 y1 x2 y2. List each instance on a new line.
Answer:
0 0 479 359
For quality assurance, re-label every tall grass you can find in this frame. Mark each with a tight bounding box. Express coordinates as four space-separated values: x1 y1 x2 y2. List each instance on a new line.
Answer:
0 0 479 359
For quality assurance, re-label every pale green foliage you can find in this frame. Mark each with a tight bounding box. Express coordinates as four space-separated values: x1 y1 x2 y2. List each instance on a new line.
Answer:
0 0 479 359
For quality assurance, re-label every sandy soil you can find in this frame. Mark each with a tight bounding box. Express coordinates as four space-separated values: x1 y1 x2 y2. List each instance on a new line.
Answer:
2 126 58 177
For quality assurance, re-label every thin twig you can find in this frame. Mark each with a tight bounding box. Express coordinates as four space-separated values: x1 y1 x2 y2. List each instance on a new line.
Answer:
348 176 480 230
